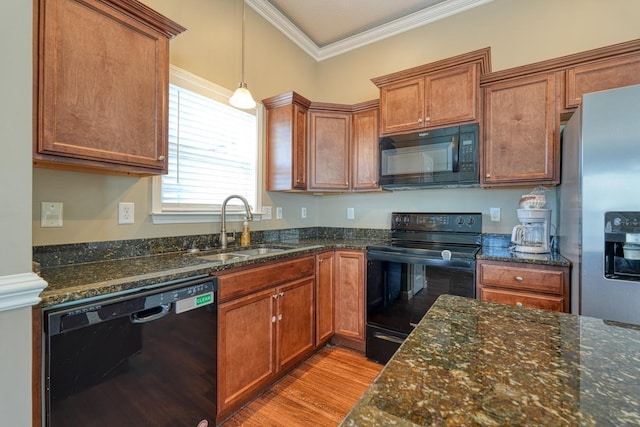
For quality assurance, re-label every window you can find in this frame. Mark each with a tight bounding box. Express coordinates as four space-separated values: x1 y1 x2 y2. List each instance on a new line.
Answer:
152 66 263 224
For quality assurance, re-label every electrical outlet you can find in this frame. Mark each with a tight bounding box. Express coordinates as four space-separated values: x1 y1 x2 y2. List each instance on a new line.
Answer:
301 207 307 219
276 207 283 219
347 207 355 220
262 206 272 220
118 202 135 224
41 202 63 227
490 207 501 222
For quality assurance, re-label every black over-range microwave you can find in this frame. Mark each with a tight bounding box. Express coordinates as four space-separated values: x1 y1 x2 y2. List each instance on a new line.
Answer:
378 123 479 189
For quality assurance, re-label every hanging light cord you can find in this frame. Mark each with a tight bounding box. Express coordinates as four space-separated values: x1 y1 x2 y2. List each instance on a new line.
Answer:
240 0 246 85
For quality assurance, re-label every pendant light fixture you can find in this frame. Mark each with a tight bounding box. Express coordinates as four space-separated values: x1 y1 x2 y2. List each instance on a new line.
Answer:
229 0 256 109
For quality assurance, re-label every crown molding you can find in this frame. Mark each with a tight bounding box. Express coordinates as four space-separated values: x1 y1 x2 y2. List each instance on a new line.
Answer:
248 0 494 62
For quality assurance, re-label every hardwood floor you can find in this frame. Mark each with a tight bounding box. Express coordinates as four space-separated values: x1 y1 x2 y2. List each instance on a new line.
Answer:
221 345 382 426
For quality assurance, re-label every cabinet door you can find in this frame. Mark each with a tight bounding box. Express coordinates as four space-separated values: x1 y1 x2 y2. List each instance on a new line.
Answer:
35 0 178 174
308 111 351 190
276 277 315 372
351 108 380 191
379 77 425 135
334 250 366 351
265 103 308 191
566 54 640 109
482 73 559 186
315 251 335 346
217 288 276 419
425 63 478 128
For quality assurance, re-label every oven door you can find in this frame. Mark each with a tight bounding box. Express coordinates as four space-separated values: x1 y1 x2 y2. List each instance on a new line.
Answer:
365 249 475 363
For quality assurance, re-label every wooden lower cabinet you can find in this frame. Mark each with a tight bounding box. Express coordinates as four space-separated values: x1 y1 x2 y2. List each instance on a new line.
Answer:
332 250 366 351
315 251 335 346
476 259 570 313
216 257 315 422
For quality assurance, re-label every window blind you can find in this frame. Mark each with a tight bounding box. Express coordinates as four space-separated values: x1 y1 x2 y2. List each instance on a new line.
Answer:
162 83 257 211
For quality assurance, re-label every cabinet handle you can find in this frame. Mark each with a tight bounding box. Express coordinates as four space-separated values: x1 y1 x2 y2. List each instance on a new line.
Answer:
158 155 165 161
515 276 523 282
516 302 524 308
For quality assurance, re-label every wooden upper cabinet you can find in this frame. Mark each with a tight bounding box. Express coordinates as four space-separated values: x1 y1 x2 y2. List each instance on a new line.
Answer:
351 103 380 191
264 94 379 193
372 48 490 136
308 110 351 191
482 72 559 187
264 92 311 191
34 0 185 175
565 54 640 109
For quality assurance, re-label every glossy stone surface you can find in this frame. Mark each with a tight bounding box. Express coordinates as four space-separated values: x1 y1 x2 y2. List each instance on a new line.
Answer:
342 295 640 426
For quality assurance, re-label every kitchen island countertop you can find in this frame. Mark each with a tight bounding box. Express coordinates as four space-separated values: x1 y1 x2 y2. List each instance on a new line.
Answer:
342 294 640 426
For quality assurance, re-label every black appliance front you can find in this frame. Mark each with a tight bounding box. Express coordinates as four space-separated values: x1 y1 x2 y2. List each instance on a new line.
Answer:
378 123 479 189
44 277 217 427
365 256 475 364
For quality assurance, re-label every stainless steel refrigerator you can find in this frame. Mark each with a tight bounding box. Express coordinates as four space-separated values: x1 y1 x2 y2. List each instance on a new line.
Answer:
559 83 640 325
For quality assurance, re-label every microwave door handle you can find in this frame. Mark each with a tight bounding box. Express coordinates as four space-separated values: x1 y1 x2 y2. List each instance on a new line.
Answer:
451 134 459 172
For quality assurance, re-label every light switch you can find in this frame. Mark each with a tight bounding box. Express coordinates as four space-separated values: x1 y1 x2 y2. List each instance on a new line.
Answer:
347 207 355 220
41 202 63 227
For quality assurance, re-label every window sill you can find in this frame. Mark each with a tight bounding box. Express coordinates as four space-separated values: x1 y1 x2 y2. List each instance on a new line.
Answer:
151 211 262 225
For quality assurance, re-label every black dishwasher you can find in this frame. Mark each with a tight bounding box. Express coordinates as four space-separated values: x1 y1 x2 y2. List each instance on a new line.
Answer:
44 276 217 427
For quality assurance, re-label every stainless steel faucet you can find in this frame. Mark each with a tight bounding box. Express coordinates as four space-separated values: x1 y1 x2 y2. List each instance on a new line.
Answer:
220 194 253 249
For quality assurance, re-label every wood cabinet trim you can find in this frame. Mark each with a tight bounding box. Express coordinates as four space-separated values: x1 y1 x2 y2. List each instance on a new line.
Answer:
481 38 640 86
371 47 491 87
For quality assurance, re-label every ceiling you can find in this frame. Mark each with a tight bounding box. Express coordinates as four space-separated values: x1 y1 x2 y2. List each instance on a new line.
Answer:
247 0 494 61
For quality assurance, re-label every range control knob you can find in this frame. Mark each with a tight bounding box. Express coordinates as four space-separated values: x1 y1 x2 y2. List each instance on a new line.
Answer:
467 217 475 226
614 217 622 227
403 216 411 224
456 216 465 225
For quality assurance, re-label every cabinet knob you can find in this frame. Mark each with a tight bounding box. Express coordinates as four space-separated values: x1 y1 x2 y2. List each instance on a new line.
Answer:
319 259 323 263
417 118 423 123
278 314 283 321
516 302 524 308
485 173 491 178
279 291 284 297
271 316 276 323
296 179 301 183
158 155 166 161
273 294 278 300
424 117 431 122
515 276 523 282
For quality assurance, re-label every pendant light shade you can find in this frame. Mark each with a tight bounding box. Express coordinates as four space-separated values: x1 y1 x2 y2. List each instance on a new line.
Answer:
229 0 256 110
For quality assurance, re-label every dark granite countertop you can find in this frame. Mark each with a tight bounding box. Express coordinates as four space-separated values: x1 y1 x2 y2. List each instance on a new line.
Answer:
36 238 375 309
342 295 640 426
477 246 571 267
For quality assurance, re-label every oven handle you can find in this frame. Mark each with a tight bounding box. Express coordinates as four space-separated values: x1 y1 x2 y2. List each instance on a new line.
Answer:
373 332 405 345
366 249 475 270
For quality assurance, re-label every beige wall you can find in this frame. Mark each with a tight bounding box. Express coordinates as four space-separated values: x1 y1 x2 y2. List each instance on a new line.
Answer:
32 0 640 246
2 0 35 424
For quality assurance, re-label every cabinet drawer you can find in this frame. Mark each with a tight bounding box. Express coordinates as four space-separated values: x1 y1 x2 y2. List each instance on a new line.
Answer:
478 262 564 295
480 288 564 312
217 256 315 302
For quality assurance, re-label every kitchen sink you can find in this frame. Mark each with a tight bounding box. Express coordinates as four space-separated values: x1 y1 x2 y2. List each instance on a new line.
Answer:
195 245 295 264
231 247 286 256
197 253 250 263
